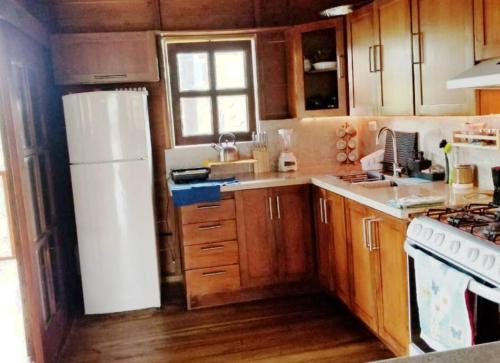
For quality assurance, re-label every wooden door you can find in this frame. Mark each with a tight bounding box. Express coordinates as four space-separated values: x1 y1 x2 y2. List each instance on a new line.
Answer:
374 0 414 115
274 185 314 283
1 23 71 362
313 187 331 290
371 211 409 356
411 0 475 115
347 3 377 115
235 188 278 288
256 31 290 120
474 0 500 61
326 191 350 306
345 199 379 332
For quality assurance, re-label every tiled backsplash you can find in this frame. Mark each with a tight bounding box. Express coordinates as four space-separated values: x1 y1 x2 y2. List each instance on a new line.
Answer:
165 115 500 189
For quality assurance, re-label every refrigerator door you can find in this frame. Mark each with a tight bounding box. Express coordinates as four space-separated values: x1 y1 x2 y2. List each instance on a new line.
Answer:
63 91 151 164
70 159 160 314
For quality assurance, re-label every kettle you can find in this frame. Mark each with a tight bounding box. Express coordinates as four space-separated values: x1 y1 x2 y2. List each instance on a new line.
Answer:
211 133 239 162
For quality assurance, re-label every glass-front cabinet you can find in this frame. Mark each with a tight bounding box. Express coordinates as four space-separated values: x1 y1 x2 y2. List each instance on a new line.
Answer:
287 18 347 118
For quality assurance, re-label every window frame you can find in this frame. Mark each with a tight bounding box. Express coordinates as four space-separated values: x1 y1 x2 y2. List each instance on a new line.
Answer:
167 40 257 146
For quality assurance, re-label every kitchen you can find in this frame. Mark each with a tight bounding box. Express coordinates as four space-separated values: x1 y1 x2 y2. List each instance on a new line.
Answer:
0 0 499 362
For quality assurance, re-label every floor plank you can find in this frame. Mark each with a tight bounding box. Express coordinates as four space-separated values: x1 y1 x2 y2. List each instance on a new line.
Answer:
60 294 394 363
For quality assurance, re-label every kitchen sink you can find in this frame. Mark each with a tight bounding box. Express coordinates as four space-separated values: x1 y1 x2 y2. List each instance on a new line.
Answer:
356 180 398 189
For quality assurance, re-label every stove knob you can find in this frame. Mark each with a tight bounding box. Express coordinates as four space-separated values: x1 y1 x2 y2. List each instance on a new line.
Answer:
422 227 433 241
433 233 445 246
449 240 461 254
467 248 480 262
411 223 423 237
482 255 496 270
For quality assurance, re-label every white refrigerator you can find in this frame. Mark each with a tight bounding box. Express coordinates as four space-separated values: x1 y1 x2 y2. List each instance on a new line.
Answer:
63 91 161 314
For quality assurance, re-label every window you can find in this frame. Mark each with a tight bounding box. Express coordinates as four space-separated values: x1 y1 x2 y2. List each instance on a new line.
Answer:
167 40 257 146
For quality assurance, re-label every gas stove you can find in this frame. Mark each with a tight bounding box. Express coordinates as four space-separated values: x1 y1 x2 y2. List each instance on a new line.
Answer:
406 204 500 286
426 203 500 243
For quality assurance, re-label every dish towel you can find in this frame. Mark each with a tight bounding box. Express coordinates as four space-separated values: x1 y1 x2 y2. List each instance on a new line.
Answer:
386 195 445 209
170 177 239 207
414 249 475 351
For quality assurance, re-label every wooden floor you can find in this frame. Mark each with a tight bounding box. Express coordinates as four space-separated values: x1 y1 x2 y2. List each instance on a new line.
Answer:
60 293 394 363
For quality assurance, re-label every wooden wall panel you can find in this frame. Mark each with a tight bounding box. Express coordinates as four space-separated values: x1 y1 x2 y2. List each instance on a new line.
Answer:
476 90 500 115
254 0 289 27
51 0 161 33
160 0 256 30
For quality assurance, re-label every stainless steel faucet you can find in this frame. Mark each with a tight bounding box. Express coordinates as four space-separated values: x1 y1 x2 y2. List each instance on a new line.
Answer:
376 127 402 177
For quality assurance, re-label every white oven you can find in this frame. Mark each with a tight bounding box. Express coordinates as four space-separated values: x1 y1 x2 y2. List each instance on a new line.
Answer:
404 216 500 355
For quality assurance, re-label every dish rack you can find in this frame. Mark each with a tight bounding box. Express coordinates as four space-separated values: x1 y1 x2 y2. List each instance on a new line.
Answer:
452 129 500 150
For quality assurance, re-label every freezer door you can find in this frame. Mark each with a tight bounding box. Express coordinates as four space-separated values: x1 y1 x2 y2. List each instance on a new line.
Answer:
70 160 160 314
63 91 151 164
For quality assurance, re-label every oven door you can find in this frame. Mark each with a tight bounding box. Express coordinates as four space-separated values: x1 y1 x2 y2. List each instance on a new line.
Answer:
405 240 500 355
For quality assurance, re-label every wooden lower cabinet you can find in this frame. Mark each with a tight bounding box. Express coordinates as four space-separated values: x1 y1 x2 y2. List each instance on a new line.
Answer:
313 187 333 290
345 199 409 356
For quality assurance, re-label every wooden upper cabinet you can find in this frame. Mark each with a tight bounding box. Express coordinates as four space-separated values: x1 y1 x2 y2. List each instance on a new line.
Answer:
274 185 313 283
347 3 377 115
256 31 290 120
287 18 348 118
51 31 160 85
411 0 475 115
373 0 414 115
474 0 500 60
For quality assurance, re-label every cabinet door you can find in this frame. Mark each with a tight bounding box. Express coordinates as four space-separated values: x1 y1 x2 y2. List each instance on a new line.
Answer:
347 3 377 115
371 212 409 356
313 187 331 290
374 0 414 115
474 0 500 61
345 200 379 332
326 191 350 306
257 31 290 120
235 189 278 288
274 185 314 283
51 31 159 85
411 0 475 115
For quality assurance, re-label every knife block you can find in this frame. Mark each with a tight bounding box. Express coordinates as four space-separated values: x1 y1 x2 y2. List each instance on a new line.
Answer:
252 149 270 173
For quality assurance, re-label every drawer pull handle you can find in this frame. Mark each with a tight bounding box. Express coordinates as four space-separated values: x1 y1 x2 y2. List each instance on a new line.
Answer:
200 245 224 251
93 74 127 79
198 224 222 230
197 204 221 209
202 270 226 277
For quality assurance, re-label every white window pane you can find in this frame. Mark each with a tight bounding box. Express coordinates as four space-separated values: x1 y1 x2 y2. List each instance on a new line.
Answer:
177 53 210 91
215 51 246 90
180 97 213 136
217 95 249 133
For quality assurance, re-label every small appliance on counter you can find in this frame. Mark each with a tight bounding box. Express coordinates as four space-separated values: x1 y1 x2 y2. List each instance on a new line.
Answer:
211 133 239 162
278 129 298 172
492 166 500 206
406 151 432 177
170 167 211 184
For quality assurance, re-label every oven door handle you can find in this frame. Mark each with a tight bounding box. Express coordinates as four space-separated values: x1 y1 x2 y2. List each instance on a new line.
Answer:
404 241 500 304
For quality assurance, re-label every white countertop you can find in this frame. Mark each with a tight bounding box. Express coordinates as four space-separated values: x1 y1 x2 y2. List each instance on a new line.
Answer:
217 169 491 219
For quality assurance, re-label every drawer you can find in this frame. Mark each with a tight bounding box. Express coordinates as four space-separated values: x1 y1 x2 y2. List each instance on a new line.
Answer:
184 241 239 270
182 219 237 246
186 265 240 297
180 199 236 225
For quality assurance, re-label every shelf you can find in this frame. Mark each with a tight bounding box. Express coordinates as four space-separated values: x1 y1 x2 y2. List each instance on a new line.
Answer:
452 130 500 150
206 159 257 167
305 68 337 74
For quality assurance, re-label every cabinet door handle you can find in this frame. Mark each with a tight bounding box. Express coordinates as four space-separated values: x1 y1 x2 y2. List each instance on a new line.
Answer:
200 245 224 251
412 32 423 64
368 218 382 251
319 197 324 224
198 224 222 230
323 198 328 224
276 196 281 219
361 217 371 250
268 197 273 220
197 204 221 209
93 74 127 80
202 270 226 277
369 46 375 73
374 44 382 72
